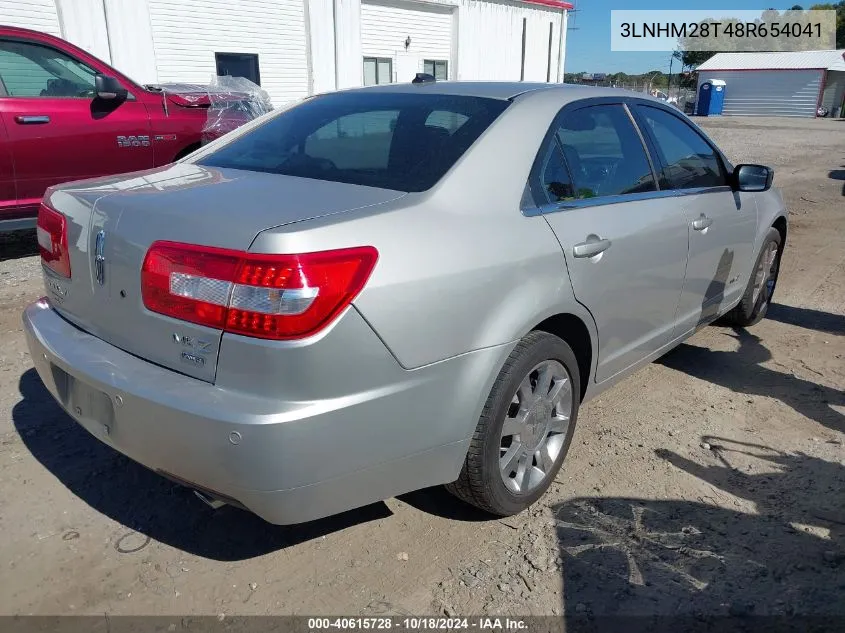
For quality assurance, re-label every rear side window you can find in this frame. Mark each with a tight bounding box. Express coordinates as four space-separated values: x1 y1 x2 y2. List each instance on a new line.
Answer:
537 142 575 204
555 104 656 199
198 92 510 192
636 105 728 189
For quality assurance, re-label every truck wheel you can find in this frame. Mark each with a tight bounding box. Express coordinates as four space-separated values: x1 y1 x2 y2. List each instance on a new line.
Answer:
723 228 782 328
447 331 580 516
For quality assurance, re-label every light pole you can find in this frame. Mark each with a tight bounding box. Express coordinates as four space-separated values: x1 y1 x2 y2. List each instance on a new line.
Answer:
668 53 674 100
645 71 661 95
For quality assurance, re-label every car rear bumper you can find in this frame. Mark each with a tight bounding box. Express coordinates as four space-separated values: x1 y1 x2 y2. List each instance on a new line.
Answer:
23 299 509 524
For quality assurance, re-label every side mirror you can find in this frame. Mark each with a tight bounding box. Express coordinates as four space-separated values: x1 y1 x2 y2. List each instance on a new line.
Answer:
733 164 774 192
95 74 128 101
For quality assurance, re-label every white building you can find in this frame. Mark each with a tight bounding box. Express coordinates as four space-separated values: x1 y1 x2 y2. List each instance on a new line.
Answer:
1 0 571 106
696 50 845 118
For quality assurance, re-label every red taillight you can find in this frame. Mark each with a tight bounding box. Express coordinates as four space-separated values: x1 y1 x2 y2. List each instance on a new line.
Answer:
36 203 71 278
141 241 378 340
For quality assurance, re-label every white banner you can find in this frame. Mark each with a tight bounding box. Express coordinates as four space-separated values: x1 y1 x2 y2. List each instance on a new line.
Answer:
611 9 836 52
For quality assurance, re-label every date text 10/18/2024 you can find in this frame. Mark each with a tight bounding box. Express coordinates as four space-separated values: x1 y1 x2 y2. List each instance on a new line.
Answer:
308 618 529 631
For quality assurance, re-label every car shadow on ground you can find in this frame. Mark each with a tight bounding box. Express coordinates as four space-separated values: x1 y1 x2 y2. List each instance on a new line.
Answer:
12 368 392 561
657 326 844 435
0 229 38 262
555 439 845 628
767 303 845 336
399 486 494 522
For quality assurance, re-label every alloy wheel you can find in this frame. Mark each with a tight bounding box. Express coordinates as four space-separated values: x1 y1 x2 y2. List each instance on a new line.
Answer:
499 360 573 494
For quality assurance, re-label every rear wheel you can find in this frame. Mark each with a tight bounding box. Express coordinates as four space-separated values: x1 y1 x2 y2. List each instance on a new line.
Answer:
723 228 782 327
447 331 580 516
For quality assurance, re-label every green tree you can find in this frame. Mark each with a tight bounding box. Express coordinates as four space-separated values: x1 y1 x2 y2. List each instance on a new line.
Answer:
810 1 845 47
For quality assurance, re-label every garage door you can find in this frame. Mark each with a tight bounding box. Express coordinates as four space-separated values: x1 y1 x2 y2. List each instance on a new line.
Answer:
361 0 453 85
700 70 824 117
146 0 308 106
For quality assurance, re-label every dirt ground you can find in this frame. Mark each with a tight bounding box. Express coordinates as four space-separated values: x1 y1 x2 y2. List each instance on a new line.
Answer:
0 116 843 621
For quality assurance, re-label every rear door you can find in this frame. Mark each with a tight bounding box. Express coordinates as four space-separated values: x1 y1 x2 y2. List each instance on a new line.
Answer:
532 102 690 384
0 36 153 213
631 103 756 332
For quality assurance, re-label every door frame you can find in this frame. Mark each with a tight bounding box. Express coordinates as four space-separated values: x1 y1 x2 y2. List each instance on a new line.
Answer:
521 95 737 217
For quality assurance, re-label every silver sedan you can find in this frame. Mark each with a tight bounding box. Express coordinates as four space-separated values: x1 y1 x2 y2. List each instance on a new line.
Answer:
23 81 787 524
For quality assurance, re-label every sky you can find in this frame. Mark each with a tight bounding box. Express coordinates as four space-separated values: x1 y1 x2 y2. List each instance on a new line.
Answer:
565 0 808 75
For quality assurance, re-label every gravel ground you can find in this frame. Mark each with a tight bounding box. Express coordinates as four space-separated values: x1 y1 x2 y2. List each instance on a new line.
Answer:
0 116 843 620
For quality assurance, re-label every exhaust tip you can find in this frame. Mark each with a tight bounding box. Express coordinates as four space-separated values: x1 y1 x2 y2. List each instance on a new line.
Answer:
157 469 247 511
193 489 226 510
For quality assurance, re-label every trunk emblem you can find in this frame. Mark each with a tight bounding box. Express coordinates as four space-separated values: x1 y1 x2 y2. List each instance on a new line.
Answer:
94 230 106 286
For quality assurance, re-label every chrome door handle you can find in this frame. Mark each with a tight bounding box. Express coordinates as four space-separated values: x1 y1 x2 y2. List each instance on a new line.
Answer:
15 115 50 124
573 235 612 258
692 214 713 231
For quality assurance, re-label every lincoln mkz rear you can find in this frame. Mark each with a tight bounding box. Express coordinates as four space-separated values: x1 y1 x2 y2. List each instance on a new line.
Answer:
23 82 787 524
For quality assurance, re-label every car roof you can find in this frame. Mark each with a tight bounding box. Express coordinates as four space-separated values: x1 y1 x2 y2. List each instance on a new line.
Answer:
332 81 658 103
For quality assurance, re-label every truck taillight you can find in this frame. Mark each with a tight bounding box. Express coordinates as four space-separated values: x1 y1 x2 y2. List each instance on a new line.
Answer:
141 241 378 340
36 203 71 278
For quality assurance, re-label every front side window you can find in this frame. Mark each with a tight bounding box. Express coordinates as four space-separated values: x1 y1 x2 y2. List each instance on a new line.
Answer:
198 91 510 192
636 105 727 189
555 104 657 199
0 39 97 97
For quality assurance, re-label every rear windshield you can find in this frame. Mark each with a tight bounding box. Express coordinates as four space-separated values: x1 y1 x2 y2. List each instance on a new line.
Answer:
197 91 510 192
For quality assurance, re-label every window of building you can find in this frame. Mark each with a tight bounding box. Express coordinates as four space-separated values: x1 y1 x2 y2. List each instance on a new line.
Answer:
423 59 448 80
363 57 393 86
215 52 261 85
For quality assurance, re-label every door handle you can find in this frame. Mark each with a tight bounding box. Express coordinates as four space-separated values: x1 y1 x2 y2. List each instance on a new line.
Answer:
15 115 50 124
573 235 612 258
692 214 713 231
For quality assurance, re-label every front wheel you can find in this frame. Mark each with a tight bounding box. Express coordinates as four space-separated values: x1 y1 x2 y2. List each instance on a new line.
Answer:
723 227 782 327
446 331 581 516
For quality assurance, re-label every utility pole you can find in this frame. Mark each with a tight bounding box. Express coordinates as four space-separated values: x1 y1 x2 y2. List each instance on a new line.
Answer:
668 53 674 99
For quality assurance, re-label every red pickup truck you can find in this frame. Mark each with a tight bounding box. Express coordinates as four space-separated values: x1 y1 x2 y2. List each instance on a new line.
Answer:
0 26 267 232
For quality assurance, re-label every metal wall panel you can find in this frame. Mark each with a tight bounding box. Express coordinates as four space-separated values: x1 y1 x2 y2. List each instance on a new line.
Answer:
146 0 309 106
361 0 453 82
456 0 564 82
0 0 61 36
698 70 824 117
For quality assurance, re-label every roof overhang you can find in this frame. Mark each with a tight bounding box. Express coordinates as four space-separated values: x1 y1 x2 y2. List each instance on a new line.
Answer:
698 68 827 72
519 0 574 10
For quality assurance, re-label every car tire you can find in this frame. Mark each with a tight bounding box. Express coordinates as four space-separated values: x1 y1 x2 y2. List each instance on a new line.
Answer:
446 331 581 516
723 227 782 328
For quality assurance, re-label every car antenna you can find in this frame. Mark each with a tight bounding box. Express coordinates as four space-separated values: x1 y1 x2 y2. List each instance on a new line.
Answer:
412 73 436 84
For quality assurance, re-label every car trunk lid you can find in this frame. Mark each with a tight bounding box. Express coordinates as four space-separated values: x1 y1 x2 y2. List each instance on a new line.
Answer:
43 163 405 382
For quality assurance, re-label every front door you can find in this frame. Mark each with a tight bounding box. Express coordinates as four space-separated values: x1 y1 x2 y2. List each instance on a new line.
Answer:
535 103 690 384
631 104 757 332
0 108 16 222
0 37 153 213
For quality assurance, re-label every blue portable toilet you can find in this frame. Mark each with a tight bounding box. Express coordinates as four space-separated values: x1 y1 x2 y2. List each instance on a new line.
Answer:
696 79 726 116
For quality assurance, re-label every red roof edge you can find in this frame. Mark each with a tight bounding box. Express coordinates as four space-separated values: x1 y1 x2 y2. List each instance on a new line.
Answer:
520 0 574 10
